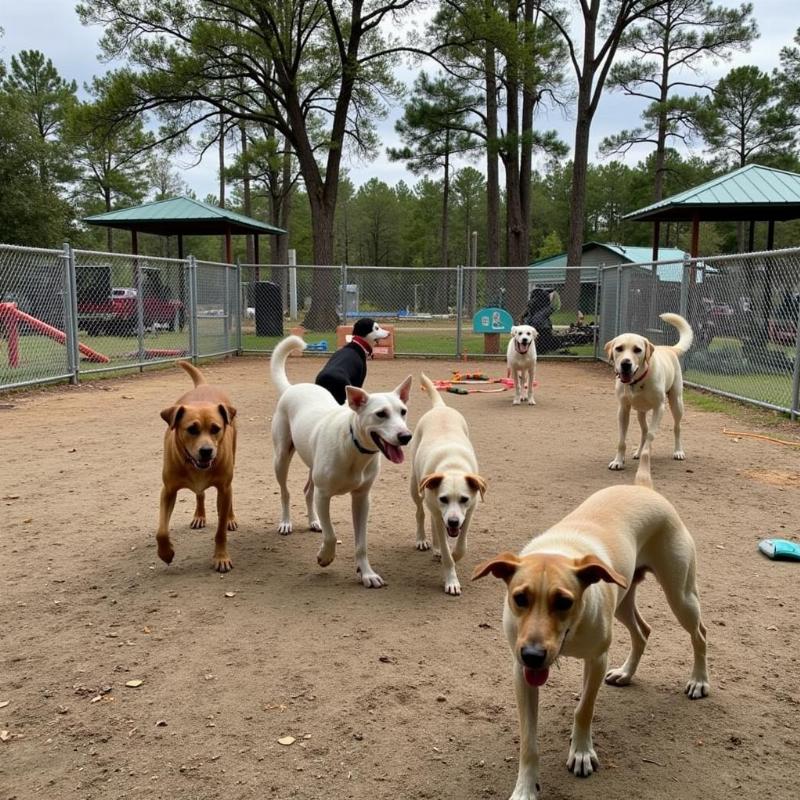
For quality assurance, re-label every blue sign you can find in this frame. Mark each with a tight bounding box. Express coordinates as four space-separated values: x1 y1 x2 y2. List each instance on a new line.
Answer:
473 307 513 334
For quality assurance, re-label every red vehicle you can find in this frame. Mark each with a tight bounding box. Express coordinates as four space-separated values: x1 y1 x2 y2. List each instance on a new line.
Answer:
77 266 183 335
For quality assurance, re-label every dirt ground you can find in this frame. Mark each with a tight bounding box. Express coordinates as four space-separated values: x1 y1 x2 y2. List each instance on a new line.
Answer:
2 355 799 800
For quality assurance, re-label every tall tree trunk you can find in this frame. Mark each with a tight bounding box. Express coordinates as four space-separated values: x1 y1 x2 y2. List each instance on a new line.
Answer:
218 111 226 262
240 121 255 264
484 8 502 307
105 186 113 253
436 139 451 313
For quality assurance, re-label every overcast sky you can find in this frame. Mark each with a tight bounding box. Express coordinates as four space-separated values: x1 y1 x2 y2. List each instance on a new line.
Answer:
1 1 796 199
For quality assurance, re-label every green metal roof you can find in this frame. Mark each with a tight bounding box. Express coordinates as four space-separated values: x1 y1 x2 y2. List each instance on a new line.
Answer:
623 164 800 223
84 196 286 236
529 242 688 283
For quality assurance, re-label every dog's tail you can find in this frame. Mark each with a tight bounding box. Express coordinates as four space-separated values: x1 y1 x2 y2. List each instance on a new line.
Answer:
660 313 693 356
634 447 654 489
177 360 206 386
420 372 445 407
270 335 306 395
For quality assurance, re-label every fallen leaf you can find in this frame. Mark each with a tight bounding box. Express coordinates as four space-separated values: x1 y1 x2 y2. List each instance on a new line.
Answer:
0 730 12 742
125 680 144 688
0 701 9 709
278 736 296 746
155 719 167 727
1 495 19 501
224 591 236 598
22 518 32 524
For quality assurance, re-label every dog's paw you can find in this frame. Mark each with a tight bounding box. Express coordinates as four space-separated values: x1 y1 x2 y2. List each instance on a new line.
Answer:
512 397 521 406
309 520 322 532
190 516 206 529
157 542 175 565
317 541 336 567
444 578 462 596
605 667 634 686
673 449 686 461
358 568 386 588
509 784 541 800
277 520 293 535
227 516 238 532
528 397 536 406
567 743 599 777
632 449 640 460
416 539 431 551
213 554 233 573
608 458 625 470
685 677 710 699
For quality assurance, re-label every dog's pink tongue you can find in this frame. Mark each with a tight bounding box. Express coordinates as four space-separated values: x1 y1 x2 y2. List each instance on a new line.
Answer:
383 442 405 464
523 667 549 687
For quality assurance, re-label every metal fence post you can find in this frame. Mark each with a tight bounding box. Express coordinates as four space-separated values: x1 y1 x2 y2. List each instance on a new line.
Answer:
679 254 690 320
62 242 80 384
791 298 800 420
223 262 231 354
135 255 145 368
188 255 199 363
236 261 243 354
340 263 348 325
592 267 600 360
455 263 464 358
615 265 623 337
289 249 298 320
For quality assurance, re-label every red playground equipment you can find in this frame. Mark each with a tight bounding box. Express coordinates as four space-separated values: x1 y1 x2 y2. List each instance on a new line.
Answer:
0 302 110 366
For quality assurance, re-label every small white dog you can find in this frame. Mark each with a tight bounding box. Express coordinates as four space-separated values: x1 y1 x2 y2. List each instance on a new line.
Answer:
507 325 538 406
605 313 693 471
270 335 413 588
409 374 487 595
474 481 709 800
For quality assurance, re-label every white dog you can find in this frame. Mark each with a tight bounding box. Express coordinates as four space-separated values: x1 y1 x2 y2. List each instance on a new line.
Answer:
605 312 693 471
270 335 413 588
507 325 538 406
474 481 709 800
409 374 487 595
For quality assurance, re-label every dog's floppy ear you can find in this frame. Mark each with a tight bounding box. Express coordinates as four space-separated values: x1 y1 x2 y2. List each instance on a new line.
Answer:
510 325 518 335
394 374 413 404
472 552 521 582
418 472 445 495
643 338 655 363
345 385 370 411
218 404 237 425
465 473 487 500
160 404 185 429
531 327 539 340
573 555 628 589
604 339 615 362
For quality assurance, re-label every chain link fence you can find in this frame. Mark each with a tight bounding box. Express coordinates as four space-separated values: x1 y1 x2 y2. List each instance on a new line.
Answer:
2 242 799 417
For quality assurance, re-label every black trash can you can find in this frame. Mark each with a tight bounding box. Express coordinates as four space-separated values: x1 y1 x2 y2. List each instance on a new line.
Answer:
253 281 283 336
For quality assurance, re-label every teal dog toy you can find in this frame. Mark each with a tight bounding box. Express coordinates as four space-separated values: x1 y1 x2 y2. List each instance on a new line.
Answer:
757 539 800 561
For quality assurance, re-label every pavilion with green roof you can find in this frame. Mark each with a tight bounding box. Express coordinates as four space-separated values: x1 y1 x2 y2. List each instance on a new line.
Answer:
84 196 285 263
623 163 800 258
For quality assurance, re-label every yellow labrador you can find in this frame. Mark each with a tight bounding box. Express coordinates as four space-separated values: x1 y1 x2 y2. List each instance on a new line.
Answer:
410 373 486 595
605 312 693 470
474 482 709 800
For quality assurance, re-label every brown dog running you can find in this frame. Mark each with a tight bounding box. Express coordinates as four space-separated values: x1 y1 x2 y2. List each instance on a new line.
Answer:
157 361 238 572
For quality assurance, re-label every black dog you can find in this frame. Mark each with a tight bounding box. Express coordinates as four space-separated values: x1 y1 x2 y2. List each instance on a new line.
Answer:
314 318 389 404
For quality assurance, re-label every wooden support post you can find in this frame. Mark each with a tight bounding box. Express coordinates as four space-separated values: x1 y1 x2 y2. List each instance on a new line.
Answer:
225 226 233 265
177 234 184 260
253 234 260 282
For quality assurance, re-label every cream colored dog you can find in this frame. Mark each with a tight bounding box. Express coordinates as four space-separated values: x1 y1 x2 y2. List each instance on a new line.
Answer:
605 312 693 471
474 479 709 800
507 325 538 405
409 374 486 595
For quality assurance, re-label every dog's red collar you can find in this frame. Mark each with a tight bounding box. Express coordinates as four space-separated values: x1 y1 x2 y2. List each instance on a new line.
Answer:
351 335 373 357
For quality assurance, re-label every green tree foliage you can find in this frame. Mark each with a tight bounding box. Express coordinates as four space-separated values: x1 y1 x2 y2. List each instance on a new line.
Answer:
698 65 799 168
601 1 757 202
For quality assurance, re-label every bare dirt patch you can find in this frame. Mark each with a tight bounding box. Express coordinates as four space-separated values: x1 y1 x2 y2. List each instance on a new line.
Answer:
2 356 799 800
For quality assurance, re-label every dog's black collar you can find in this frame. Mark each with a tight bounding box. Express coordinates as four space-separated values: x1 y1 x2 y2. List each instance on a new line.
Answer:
350 424 378 455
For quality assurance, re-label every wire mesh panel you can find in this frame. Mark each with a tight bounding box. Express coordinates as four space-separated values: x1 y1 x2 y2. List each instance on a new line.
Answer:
680 249 800 414
0 244 73 389
194 260 238 357
72 249 190 373
346 265 460 356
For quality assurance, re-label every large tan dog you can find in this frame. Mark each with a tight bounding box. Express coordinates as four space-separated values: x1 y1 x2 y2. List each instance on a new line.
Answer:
605 312 693 471
409 373 486 595
157 361 238 572
473 478 709 800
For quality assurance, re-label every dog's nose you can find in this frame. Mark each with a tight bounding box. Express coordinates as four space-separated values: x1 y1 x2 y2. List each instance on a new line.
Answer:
199 446 213 460
620 359 633 370
397 432 412 446
447 517 460 528
520 644 548 669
